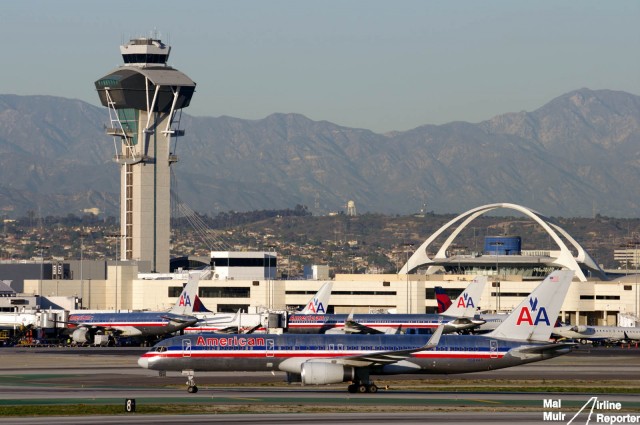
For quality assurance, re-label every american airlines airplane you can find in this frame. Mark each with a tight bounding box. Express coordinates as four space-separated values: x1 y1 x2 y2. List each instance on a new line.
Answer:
67 271 201 344
553 324 640 345
138 270 574 393
184 281 334 333
285 276 487 335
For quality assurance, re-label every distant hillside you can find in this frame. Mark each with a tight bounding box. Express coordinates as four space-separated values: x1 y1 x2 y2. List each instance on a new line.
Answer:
0 88 639 217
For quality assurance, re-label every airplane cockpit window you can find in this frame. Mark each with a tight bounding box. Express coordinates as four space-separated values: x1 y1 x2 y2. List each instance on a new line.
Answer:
153 346 168 353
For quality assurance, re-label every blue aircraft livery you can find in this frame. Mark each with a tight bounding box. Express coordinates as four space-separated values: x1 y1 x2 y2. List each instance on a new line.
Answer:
286 276 487 335
67 271 201 344
184 281 333 334
139 271 574 393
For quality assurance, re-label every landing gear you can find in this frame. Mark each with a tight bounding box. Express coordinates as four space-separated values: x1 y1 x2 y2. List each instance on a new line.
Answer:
347 382 378 393
346 369 378 393
183 369 198 393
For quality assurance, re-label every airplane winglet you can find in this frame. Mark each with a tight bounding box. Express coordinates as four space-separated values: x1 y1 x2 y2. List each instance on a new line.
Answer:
423 324 444 349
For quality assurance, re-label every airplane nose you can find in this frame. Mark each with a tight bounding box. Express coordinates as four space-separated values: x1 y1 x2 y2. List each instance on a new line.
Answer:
138 356 149 369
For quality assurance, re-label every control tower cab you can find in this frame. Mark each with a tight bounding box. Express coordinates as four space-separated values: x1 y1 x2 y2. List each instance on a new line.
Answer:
95 37 196 273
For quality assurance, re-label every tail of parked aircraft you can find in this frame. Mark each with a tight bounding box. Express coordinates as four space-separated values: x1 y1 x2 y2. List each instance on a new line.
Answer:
435 287 452 313
299 281 333 314
488 270 574 342
192 295 212 313
442 276 487 317
169 270 203 315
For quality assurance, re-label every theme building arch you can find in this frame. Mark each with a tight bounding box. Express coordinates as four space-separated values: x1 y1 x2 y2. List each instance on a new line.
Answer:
399 203 605 282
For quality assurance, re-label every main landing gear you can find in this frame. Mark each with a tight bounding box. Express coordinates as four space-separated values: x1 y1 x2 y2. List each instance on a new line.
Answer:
183 369 198 393
347 381 378 393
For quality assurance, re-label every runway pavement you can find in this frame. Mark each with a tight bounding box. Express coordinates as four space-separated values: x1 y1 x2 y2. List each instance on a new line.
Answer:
0 411 602 425
0 345 638 424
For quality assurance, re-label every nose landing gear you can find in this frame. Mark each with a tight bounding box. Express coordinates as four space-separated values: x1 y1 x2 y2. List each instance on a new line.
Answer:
183 369 198 393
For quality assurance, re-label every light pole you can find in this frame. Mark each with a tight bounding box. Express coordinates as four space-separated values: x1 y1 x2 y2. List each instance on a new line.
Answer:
37 244 49 309
106 233 122 311
490 241 504 312
79 234 84 309
404 242 414 314
636 243 639 320
266 245 276 310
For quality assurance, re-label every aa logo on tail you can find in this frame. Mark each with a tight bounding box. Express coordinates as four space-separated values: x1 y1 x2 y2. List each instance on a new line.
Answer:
515 296 550 326
179 294 192 307
456 292 475 308
306 297 326 314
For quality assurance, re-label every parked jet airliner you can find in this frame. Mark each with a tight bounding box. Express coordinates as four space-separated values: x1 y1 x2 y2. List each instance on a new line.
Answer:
553 324 640 345
286 276 487 335
184 281 333 333
67 271 202 344
138 271 574 393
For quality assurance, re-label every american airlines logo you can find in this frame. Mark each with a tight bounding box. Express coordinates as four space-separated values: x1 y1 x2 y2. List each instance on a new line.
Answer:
306 297 326 314
70 315 94 321
179 294 192 307
457 292 475 308
196 335 265 347
516 297 550 326
289 315 325 322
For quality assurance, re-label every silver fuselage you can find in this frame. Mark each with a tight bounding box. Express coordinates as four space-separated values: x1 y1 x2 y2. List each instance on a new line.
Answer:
139 333 571 376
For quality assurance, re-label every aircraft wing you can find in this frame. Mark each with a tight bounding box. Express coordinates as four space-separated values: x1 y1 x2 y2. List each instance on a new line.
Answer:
343 319 384 334
63 320 114 333
342 310 395 335
331 325 443 367
161 315 198 326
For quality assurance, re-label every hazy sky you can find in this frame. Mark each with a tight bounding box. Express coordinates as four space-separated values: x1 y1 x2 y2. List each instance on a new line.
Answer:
2 1 638 133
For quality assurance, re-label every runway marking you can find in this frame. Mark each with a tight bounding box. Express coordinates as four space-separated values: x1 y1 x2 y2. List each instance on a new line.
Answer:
232 397 263 401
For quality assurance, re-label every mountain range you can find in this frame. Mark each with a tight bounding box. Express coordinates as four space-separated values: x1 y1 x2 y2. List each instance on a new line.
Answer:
0 88 639 218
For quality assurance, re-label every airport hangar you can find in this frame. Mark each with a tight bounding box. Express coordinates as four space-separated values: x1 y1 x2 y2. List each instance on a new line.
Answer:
20 203 640 328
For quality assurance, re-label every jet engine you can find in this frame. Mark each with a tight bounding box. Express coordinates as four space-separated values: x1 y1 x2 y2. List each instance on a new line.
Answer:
300 362 355 385
71 327 94 344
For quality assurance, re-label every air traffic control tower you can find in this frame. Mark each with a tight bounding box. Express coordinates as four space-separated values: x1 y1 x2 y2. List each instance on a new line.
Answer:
95 37 196 273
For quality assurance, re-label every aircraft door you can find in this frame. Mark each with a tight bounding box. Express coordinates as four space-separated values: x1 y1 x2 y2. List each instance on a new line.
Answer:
489 340 498 359
266 339 274 358
182 339 192 358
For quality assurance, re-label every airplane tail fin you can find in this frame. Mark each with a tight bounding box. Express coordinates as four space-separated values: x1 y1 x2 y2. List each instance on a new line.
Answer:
442 276 487 317
192 295 212 313
435 287 452 313
169 271 202 315
299 281 333 314
487 270 574 342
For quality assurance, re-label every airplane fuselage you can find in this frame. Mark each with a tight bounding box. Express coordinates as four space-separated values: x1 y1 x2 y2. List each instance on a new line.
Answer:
184 312 264 333
68 312 197 338
139 332 570 376
553 325 640 343
286 313 477 334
